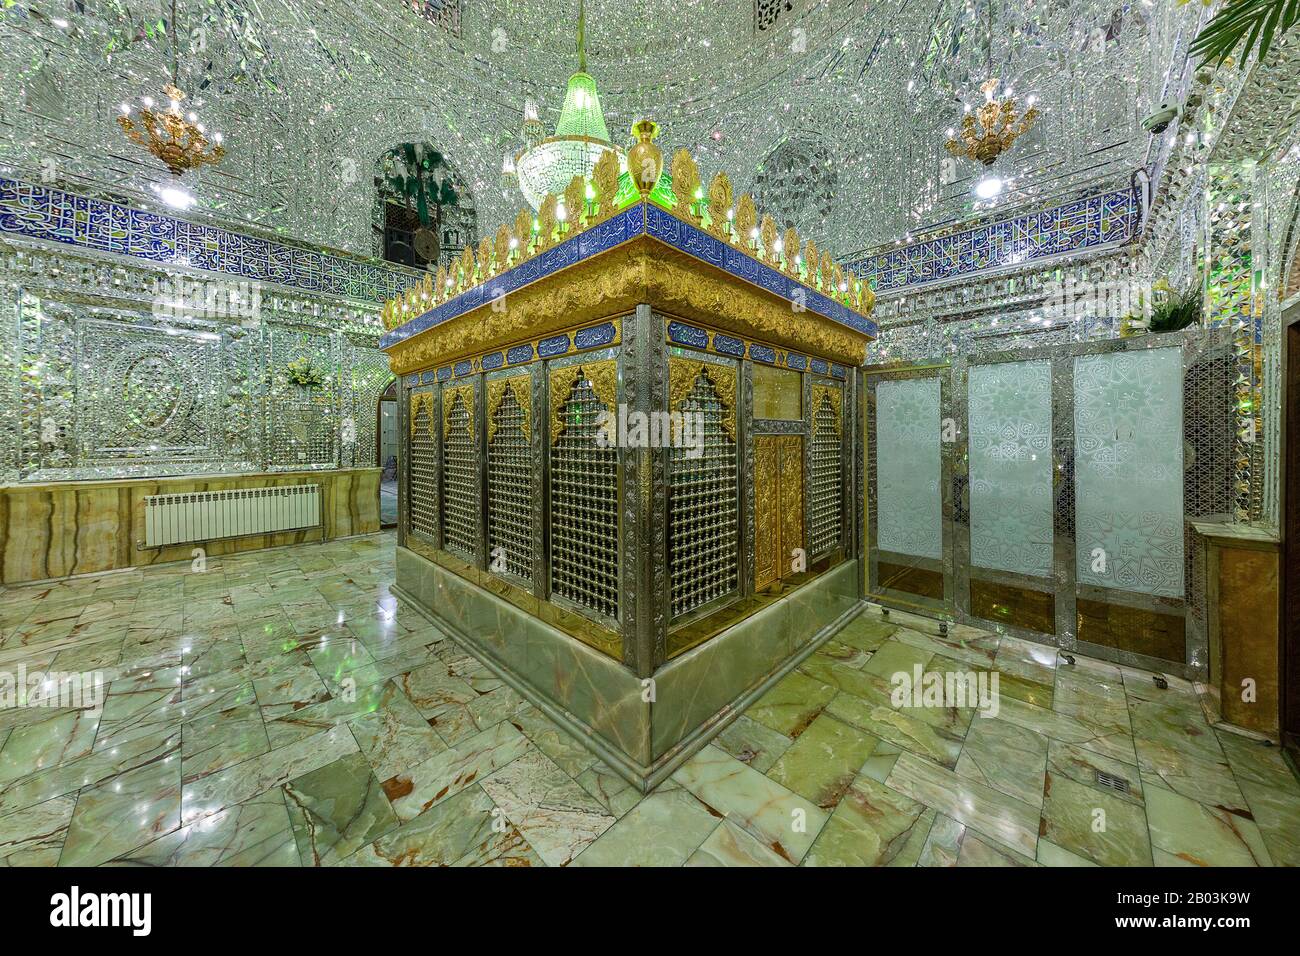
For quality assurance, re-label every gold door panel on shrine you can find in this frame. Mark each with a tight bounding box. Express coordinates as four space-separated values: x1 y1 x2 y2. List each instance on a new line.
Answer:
754 434 804 591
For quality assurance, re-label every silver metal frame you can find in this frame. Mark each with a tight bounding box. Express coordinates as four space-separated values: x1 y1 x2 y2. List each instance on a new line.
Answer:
864 326 1235 679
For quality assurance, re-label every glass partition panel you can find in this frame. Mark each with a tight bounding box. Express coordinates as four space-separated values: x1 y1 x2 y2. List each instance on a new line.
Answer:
876 377 942 560
968 360 1054 578
1074 348 1184 598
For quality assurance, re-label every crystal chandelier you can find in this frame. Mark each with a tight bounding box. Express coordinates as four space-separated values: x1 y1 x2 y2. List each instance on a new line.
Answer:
117 0 225 179
510 0 625 211
944 78 1039 167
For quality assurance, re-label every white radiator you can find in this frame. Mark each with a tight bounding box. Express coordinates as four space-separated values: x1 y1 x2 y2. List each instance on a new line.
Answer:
143 485 321 547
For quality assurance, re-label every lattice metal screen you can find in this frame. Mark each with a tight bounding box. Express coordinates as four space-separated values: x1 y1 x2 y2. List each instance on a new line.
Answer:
441 390 478 559
668 371 739 618
549 372 619 620
810 388 843 555
487 385 532 583
408 391 438 541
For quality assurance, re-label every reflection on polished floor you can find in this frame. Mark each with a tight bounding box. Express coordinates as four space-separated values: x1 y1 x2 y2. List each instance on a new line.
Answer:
0 533 1295 867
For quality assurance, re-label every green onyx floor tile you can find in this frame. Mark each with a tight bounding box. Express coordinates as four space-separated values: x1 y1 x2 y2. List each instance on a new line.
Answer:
107 791 301 866
917 813 1036 867
180 699 270 784
468 685 528 731
1040 771 1152 866
1052 670 1131 747
0 729 180 819
955 716 1048 809
1135 737 1248 815
574 762 644 818
59 754 183 867
802 775 934 867
181 724 359 826
479 748 616 866
0 708 101 785
385 720 531 822
833 617 898 653
1144 784 1272 867
712 715 793 774
306 636 377 678
992 635 1057 685
860 639 936 681
765 713 879 809
0 794 76 866
671 745 829 864
506 704 596 778
394 661 479 717
572 787 719 867
349 784 501 866
859 740 903 784
885 751 1040 858
745 670 838 739
283 751 400 866
686 817 793 867
348 685 447 781
1036 838 1099 867
890 626 999 670
1214 730 1299 791
1045 740 1144 806
995 694 1137 765
825 690 965 769
797 654 883 700
450 824 546 866
1235 778 1300 867
426 700 483 748
815 639 871 669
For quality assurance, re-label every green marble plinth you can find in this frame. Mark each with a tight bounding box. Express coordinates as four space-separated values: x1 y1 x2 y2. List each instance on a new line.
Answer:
393 546 862 790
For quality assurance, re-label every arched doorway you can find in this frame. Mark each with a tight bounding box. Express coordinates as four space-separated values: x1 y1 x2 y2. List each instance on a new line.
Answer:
377 378 399 527
373 142 478 271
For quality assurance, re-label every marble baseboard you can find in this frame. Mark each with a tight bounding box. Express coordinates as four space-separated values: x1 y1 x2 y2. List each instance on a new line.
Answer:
0 468 380 584
394 546 863 790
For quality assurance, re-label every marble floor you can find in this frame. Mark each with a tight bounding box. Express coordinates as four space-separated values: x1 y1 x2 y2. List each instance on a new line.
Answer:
0 532 1296 867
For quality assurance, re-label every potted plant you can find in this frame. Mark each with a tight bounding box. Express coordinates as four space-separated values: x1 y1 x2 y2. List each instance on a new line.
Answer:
1120 280 1201 336
284 356 329 391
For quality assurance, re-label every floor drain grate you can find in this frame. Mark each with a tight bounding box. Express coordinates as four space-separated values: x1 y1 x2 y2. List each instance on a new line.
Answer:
1096 770 1130 794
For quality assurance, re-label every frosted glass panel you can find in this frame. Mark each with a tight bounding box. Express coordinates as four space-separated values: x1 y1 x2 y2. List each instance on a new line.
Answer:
876 377 942 560
968 360 1054 578
1074 349 1184 597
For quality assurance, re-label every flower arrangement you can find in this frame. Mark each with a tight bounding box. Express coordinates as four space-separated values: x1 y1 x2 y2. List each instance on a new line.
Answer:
284 356 329 390
1120 279 1201 337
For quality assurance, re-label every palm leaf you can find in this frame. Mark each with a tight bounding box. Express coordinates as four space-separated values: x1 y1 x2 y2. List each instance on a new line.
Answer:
1191 0 1300 66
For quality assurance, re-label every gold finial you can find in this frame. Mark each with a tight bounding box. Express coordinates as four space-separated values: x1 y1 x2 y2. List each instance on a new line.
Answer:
593 150 619 222
478 236 494 277
629 119 662 198
760 214 778 266
458 245 475 291
434 264 448 302
538 194 557 249
820 250 834 293
670 148 701 223
420 271 433 305
494 224 511 272
803 238 818 285
860 281 876 316
734 194 756 249
707 172 733 238
783 225 800 277
514 209 533 260
564 175 587 232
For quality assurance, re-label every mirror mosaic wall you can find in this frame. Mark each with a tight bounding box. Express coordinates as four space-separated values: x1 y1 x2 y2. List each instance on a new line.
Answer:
0 241 392 482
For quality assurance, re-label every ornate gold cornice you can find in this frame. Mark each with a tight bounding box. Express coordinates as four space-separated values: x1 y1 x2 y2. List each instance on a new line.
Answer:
811 383 843 439
384 235 871 376
486 375 531 445
668 357 737 442
442 384 475 439
549 359 617 445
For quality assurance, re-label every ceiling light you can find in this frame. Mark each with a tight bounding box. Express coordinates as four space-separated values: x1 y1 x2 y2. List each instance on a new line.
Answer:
974 174 1004 199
